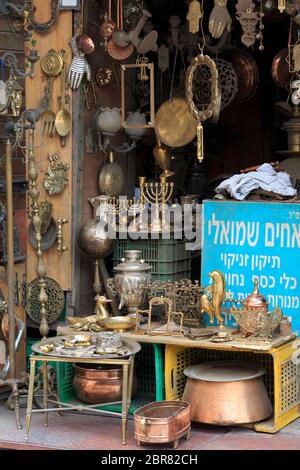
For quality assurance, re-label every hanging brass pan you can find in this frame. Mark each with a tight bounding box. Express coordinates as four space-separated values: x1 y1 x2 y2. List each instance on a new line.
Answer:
154 97 197 148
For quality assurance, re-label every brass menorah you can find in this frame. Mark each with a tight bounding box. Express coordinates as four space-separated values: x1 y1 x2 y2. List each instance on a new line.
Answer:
105 196 144 232
139 175 174 232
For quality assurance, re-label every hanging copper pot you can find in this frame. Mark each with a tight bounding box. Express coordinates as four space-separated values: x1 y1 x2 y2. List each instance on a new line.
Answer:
271 48 290 88
183 361 273 425
223 49 259 103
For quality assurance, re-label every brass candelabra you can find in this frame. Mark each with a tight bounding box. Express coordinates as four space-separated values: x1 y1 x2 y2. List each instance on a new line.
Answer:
139 176 174 232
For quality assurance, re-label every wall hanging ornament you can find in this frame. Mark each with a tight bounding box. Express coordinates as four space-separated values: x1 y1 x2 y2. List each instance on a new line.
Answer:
256 0 265 51
25 0 60 33
235 0 261 47
120 60 155 129
192 57 238 112
44 153 69 195
68 32 92 90
96 66 113 87
155 46 197 148
25 0 81 32
26 276 65 325
287 21 300 73
209 0 231 39
100 1 116 50
187 0 202 34
107 0 134 60
41 49 64 137
278 0 286 12
186 52 219 163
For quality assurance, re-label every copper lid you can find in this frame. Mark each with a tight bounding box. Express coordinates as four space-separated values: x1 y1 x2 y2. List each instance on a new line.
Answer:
243 280 269 310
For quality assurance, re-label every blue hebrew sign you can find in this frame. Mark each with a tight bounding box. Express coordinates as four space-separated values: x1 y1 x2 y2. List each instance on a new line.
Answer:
201 200 300 334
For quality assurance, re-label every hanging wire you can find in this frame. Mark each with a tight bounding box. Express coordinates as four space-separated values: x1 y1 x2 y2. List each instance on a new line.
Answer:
198 0 206 55
169 46 178 101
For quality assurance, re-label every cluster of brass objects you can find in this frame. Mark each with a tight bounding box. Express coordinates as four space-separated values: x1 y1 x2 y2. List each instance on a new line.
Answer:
146 278 204 328
41 49 71 144
34 334 139 359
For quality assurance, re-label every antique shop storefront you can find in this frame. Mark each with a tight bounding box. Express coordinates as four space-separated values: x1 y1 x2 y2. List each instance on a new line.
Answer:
0 0 300 453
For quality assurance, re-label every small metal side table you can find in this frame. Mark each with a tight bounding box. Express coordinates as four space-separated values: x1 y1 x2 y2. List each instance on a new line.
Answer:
25 353 135 445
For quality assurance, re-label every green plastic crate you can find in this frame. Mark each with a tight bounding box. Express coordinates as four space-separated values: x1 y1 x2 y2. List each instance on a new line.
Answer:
56 343 165 414
113 238 191 281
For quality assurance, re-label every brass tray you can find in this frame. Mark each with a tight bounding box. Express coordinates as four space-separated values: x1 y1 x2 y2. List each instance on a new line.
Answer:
155 97 197 148
31 334 141 359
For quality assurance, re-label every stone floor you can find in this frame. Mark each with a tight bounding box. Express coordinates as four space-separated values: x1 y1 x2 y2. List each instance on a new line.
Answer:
1 403 300 450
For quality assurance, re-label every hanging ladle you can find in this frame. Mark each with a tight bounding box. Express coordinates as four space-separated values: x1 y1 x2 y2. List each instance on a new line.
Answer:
55 50 71 146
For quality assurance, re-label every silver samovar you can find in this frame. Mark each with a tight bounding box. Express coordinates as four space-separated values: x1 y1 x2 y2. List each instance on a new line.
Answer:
112 250 152 317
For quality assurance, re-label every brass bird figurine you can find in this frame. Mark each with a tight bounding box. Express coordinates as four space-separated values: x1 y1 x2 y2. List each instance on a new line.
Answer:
96 295 112 319
201 270 226 326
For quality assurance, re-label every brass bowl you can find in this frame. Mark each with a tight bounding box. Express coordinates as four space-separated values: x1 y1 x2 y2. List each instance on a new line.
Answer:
101 316 136 332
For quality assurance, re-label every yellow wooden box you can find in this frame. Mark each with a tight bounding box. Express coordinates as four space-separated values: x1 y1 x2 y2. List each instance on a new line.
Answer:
165 340 300 433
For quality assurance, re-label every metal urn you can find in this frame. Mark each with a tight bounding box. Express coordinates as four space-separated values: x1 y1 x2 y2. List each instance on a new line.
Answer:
77 218 113 258
77 197 113 312
77 196 113 259
113 250 152 317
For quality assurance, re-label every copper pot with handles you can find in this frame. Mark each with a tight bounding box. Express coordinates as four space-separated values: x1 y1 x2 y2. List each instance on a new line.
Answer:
134 400 191 448
182 361 273 425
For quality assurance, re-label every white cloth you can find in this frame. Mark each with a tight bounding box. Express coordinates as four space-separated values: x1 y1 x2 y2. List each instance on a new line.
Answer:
215 163 297 201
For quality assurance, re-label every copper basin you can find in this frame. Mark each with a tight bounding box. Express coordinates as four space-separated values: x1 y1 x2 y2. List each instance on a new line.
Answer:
134 400 191 447
182 361 273 426
73 364 137 404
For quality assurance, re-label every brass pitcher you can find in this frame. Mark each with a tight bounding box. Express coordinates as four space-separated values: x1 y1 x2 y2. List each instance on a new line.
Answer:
153 140 174 178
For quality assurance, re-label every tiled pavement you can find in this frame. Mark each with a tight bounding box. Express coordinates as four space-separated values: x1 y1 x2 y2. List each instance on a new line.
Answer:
1 404 300 450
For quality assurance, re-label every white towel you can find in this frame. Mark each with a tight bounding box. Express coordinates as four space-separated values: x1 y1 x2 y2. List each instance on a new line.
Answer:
215 163 297 201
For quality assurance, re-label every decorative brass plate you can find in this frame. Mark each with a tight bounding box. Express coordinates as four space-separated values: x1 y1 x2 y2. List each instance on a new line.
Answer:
41 50 64 77
26 276 65 325
155 97 197 148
